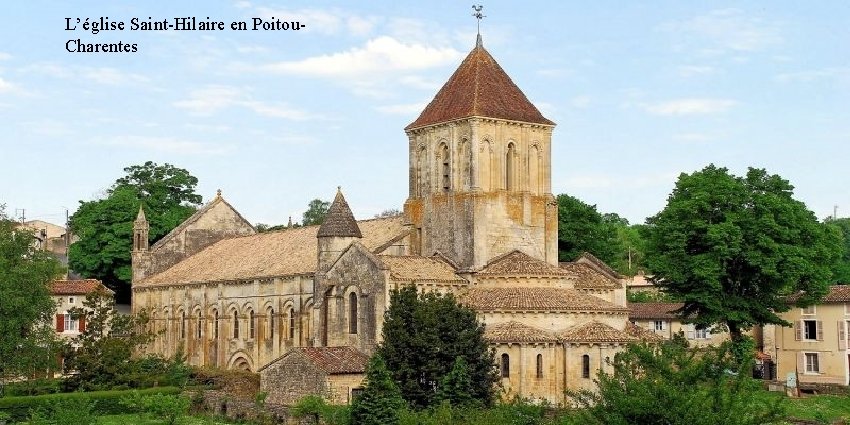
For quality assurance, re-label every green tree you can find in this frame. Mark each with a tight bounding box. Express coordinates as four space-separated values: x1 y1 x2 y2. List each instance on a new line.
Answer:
63 288 156 391
69 161 201 302
302 198 330 226
556 194 623 266
567 341 785 425
644 165 842 343
350 355 405 425
825 217 850 283
0 205 64 386
436 356 478 408
377 286 498 409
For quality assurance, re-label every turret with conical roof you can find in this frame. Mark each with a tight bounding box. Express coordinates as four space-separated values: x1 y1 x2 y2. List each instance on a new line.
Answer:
317 188 362 272
403 35 558 270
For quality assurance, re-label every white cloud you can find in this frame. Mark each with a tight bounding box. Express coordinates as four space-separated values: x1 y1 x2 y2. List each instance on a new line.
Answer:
97 136 230 155
263 36 461 78
398 75 441 91
0 76 16 93
643 98 737 116
570 95 592 109
253 7 378 37
662 9 781 54
174 85 318 120
774 67 850 83
375 101 428 115
0 52 11 60
673 133 714 143
677 65 718 77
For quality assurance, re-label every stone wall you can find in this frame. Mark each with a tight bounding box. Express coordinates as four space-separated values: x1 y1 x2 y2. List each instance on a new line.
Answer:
260 352 327 406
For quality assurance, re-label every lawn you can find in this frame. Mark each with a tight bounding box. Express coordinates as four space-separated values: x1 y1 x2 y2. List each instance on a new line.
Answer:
786 394 850 423
96 414 239 425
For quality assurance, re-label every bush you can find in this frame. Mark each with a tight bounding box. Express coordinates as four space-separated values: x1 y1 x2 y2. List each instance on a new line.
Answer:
122 392 190 425
188 367 259 396
28 396 97 425
0 386 181 422
2 379 62 397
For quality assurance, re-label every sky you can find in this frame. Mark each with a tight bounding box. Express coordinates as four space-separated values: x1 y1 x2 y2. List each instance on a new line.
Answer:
1 1 848 227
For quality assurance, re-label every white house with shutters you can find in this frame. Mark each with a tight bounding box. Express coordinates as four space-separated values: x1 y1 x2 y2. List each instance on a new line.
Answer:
50 279 111 340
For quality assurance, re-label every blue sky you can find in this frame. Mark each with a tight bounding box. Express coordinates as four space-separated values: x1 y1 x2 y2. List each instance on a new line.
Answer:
1 1 848 227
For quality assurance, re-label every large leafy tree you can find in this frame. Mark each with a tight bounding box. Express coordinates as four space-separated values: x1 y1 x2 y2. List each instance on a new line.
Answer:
556 194 624 266
69 162 202 302
825 217 850 283
644 165 842 342
0 205 64 384
350 355 405 425
377 286 497 409
301 198 330 226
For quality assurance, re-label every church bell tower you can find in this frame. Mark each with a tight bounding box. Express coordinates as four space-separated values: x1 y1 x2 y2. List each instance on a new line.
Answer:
403 35 558 271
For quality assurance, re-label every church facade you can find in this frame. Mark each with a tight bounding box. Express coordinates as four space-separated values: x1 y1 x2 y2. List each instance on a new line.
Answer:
132 37 652 404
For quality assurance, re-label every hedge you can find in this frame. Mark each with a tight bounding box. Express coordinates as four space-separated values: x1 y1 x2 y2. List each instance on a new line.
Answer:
0 386 181 422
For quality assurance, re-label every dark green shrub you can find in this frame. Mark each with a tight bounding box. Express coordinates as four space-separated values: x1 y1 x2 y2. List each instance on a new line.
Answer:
0 386 180 422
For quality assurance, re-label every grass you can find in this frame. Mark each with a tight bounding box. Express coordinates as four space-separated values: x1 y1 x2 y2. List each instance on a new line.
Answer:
756 391 850 423
96 414 239 425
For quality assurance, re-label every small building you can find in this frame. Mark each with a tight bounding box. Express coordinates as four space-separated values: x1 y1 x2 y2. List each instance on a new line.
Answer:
628 302 730 346
50 279 111 340
259 346 368 406
766 285 850 386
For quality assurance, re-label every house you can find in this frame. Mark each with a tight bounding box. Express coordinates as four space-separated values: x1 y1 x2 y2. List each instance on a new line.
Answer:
628 302 730 347
50 279 111 341
259 347 369 406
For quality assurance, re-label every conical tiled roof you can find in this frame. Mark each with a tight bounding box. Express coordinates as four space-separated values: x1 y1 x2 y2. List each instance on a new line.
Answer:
317 188 362 238
406 42 554 130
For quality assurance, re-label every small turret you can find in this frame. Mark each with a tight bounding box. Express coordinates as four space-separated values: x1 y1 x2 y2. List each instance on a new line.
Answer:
133 204 149 252
317 187 361 272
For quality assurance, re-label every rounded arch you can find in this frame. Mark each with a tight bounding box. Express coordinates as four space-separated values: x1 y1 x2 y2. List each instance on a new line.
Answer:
479 139 493 191
436 140 450 192
528 143 541 195
505 141 517 191
459 137 472 190
227 352 254 372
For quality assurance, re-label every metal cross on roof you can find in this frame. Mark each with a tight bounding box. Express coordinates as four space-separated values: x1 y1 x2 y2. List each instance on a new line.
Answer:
472 5 485 46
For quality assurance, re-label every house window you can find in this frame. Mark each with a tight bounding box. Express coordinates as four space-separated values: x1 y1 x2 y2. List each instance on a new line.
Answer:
582 354 591 379
349 292 358 335
268 309 275 338
500 353 510 378
196 310 203 339
536 354 543 378
288 308 296 340
654 320 666 331
351 387 364 402
64 313 78 332
805 353 820 373
233 311 239 339
695 328 708 339
248 310 255 339
213 311 219 339
802 306 816 315
804 320 818 340
68 297 75 304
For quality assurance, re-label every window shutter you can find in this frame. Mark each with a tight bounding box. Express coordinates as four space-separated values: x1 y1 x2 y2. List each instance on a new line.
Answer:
687 326 695 339
838 321 846 350
817 320 824 341
79 315 86 332
797 352 805 373
795 320 802 341
55 314 64 332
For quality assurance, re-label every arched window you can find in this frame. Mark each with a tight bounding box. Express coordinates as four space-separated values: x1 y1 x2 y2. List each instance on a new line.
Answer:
248 310 255 339
505 142 516 190
180 311 186 339
233 311 239 339
213 310 219 339
536 354 543 378
349 292 358 334
529 145 540 195
582 354 591 379
460 138 471 190
196 310 203 339
501 353 510 378
480 141 492 191
288 308 296 340
439 143 450 192
268 308 275 339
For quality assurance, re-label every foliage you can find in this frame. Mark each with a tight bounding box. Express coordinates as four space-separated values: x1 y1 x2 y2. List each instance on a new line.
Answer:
291 394 351 425
350 355 405 425
625 290 681 303
556 194 621 264
0 387 181 422
122 392 191 425
69 161 202 302
644 165 842 341
62 288 158 391
437 357 478 408
375 208 402 218
0 205 64 386
2 378 62 397
28 395 98 425
186 367 259 396
377 286 498 409
566 341 785 425
397 398 550 425
824 217 850 284
301 198 330 226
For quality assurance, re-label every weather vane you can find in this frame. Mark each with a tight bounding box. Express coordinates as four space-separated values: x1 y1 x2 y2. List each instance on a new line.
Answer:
472 5 485 35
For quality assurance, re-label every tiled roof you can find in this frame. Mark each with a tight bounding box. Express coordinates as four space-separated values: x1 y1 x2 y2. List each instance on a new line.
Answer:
50 279 111 295
295 346 369 375
484 321 559 343
823 285 850 302
478 250 567 277
378 255 465 282
460 287 627 312
559 262 621 289
576 252 623 280
405 44 554 130
317 189 362 238
624 322 664 342
138 216 405 286
151 195 254 251
628 302 684 320
561 321 636 343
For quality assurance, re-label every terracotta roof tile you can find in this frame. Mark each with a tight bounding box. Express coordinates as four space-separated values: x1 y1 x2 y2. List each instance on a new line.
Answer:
559 262 621 289
627 302 684 320
576 252 623 279
460 287 627 312
624 322 664 342
50 279 111 295
138 216 405 286
561 321 636 343
378 255 465 282
406 44 554 130
317 189 361 238
478 250 567 277
294 346 369 375
823 285 850 302
485 321 559 343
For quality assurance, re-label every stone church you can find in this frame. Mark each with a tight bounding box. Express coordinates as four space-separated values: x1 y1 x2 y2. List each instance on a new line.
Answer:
132 36 654 404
